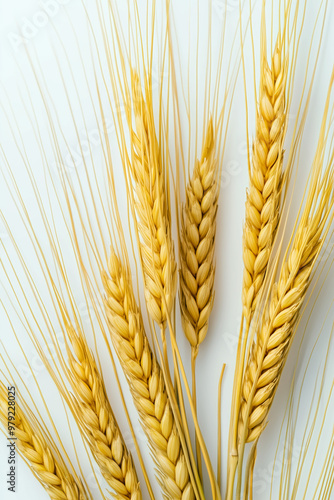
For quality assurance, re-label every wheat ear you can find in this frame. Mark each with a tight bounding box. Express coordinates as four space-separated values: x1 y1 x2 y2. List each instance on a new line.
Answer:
0 383 86 500
128 71 177 326
179 118 218 353
62 322 142 500
239 177 334 444
242 39 287 323
102 251 195 500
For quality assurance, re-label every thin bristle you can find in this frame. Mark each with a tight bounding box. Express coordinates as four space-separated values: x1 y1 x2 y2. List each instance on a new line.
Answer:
242 39 287 323
0 383 86 500
103 251 195 500
179 119 218 351
128 71 177 326
63 323 142 500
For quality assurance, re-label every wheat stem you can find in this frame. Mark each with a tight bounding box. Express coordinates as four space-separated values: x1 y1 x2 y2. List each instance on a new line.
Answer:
217 364 226 493
191 347 202 482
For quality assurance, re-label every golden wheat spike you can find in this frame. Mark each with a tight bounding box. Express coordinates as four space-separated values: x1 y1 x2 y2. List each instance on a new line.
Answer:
102 251 195 500
128 71 177 326
242 39 287 324
179 118 218 353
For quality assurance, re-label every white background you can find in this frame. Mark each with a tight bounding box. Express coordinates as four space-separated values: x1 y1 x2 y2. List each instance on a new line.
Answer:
0 1 334 499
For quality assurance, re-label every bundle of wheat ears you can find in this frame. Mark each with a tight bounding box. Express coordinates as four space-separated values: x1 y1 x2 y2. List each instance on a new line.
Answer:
0 1 334 499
